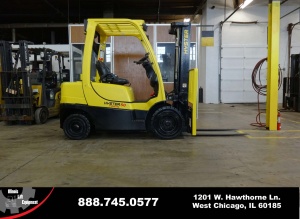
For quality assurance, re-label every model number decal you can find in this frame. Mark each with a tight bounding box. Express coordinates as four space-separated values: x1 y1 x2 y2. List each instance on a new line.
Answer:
104 101 126 108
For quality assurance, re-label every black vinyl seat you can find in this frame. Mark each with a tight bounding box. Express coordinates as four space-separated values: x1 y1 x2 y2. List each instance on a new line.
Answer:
96 60 130 85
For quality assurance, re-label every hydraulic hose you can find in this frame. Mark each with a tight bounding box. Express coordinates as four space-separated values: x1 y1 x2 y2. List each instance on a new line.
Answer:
250 58 282 127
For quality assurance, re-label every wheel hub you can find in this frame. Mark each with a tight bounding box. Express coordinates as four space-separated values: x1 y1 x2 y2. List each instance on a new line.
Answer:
71 123 81 132
161 117 174 131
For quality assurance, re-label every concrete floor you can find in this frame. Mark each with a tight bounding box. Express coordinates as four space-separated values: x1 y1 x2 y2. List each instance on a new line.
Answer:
0 103 300 187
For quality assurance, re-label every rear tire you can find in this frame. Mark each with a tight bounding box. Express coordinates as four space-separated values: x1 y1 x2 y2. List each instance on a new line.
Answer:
63 114 91 140
150 106 184 139
35 107 48 124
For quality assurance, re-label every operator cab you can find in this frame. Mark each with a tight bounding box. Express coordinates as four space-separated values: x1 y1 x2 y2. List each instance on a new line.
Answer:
90 21 160 102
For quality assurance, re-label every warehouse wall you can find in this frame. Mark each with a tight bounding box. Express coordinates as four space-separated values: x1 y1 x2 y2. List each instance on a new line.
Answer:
201 2 300 104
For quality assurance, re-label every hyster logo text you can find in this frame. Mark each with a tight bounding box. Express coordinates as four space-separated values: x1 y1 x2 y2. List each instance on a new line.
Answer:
104 101 126 108
184 30 189 54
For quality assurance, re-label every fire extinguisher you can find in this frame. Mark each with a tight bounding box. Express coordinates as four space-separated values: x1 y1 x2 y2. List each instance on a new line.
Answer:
277 111 281 130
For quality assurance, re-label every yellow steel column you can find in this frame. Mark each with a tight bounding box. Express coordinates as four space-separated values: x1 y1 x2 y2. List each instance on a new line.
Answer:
266 0 280 130
266 3 271 128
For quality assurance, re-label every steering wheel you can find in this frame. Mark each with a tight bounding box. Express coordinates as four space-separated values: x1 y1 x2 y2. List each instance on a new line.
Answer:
134 53 149 65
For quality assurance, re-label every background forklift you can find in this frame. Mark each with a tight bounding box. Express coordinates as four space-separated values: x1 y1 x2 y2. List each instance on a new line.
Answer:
0 40 67 124
60 19 198 140
282 53 300 112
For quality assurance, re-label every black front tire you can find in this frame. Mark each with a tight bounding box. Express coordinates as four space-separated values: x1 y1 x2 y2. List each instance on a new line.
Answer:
63 114 91 140
150 106 184 139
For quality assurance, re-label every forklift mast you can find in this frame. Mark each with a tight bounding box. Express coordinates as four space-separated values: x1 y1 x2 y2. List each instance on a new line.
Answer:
19 41 32 71
0 41 14 99
19 41 34 115
0 41 13 72
169 22 191 129
0 40 34 122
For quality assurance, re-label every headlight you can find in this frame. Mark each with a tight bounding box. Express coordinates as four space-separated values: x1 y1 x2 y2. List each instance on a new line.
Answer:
50 90 55 99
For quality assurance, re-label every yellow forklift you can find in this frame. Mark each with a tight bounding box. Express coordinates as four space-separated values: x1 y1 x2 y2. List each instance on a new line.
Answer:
0 40 66 124
60 19 198 140
60 19 244 140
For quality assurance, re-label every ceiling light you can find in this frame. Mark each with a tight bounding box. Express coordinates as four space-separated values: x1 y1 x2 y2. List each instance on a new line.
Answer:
184 18 190 22
240 0 253 9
